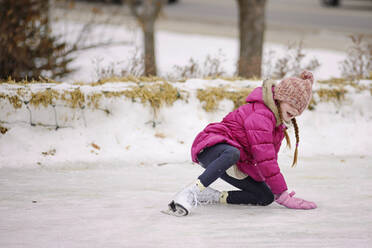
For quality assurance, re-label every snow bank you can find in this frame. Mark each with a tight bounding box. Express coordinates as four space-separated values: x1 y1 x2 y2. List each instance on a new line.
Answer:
0 79 371 169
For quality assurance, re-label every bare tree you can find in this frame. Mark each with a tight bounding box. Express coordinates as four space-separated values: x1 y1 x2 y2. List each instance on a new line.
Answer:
236 0 267 78
127 0 165 76
0 0 133 81
0 0 73 80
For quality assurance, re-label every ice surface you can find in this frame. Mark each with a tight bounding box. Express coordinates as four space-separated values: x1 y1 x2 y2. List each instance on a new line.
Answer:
0 156 371 248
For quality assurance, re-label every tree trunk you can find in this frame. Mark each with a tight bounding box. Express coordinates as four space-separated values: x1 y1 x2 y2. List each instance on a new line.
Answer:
128 0 164 77
143 21 157 76
237 0 267 78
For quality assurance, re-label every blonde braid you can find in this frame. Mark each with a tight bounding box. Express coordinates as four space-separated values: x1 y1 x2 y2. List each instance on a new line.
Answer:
278 104 291 149
291 118 299 167
278 103 300 167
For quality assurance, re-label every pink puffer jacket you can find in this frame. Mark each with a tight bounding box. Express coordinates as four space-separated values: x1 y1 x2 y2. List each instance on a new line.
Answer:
191 84 288 194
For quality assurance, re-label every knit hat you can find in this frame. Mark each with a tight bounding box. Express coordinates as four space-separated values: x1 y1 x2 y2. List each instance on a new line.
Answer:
274 71 314 115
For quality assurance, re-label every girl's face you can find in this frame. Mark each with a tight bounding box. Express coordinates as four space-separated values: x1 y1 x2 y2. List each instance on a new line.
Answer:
280 102 299 123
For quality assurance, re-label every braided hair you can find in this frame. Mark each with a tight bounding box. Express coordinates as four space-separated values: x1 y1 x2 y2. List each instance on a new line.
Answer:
278 104 300 167
291 118 299 167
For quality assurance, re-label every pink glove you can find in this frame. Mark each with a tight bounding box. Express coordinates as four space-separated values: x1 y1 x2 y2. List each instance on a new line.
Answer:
275 191 317 210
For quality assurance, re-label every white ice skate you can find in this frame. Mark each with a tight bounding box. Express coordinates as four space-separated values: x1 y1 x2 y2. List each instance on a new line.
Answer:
162 180 222 217
197 187 221 205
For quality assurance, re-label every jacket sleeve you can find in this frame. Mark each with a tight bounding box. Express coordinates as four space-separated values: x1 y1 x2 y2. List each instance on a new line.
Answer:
244 110 287 194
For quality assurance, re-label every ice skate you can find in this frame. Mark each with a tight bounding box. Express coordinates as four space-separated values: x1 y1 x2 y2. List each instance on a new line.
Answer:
162 179 205 216
162 180 223 216
161 200 190 217
197 186 221 205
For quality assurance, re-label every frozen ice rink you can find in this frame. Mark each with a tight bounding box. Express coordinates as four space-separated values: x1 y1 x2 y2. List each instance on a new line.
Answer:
1 156 371 248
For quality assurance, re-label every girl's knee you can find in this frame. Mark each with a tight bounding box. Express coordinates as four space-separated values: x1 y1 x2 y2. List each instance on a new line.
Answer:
259 191 274 206
224 146 240 164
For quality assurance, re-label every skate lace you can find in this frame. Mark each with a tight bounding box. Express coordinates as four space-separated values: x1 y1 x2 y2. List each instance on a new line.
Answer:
197 188 219 205
194 195 215 206
191 191 199 207
199 198 213 205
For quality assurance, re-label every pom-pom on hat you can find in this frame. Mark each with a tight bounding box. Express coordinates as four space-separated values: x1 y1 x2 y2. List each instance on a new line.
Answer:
274 71 314 115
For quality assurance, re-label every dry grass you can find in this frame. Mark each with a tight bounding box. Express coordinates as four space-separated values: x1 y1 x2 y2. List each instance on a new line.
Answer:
317 77 368 92
316 88 348 104
212 76 247 81
0 77 61 85
168 52 227 81
87 93 103 109
0 94 23 109
317 78 352 86
0 76 370 116
340 35 372 81
101 82 184 112
0 81 184 115
263 41 321 79
307 78 352 109
204 76 260 81
122 82 184 111
197 86 254 112
61 88 86 108
90 75 166 85
92 47 144 81
307 97 316 111
30 89 61 108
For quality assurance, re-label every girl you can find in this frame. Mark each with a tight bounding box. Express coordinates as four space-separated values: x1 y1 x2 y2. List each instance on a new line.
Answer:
165 71 317 216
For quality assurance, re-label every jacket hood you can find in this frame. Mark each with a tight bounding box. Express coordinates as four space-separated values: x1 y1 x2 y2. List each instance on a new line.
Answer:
246 79 282 127
246 86 264 104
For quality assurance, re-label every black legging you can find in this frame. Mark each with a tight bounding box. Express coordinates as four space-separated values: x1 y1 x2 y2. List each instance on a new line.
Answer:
197 143 274 206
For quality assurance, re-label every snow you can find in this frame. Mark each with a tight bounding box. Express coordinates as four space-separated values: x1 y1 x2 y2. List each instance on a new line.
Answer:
1 22 372 248
1 78 371 168
62 25 346 83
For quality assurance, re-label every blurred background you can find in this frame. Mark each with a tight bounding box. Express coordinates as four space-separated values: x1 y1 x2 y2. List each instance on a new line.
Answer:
65 0 372 51
1 0 372 82
145 0 372 51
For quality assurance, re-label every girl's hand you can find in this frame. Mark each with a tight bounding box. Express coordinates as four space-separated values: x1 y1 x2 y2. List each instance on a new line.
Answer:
275 191 317 210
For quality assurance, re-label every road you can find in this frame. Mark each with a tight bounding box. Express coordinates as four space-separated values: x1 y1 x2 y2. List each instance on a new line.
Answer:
163 0 372 33
56 0 372 51
159 0 372 51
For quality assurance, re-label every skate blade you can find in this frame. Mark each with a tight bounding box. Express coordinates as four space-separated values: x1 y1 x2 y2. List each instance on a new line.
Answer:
161 201 189 217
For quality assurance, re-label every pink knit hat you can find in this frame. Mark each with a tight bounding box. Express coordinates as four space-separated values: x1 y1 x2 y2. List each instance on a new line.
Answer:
274 71 314 115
